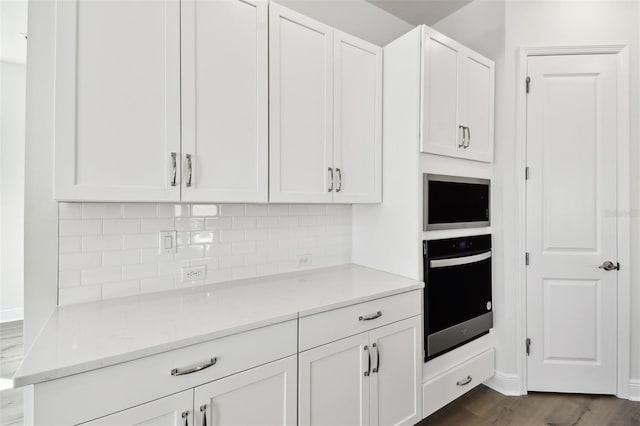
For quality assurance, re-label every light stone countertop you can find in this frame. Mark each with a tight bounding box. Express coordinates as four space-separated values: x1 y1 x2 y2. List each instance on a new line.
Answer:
14 264 423 387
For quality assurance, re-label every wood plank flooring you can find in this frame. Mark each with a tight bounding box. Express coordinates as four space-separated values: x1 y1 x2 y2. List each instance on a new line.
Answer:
0 320 24 426
419 384 640 426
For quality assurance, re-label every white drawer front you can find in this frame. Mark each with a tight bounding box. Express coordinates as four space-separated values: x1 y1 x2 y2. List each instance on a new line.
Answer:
299 290 421 351
34 320 297 426
422 348 494 419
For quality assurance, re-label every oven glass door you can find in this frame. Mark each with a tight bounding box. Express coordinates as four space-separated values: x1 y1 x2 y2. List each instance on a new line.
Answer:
426 251 492 335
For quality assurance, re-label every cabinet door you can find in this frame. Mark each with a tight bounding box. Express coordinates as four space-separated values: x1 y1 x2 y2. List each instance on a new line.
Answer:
420 27 463 157
54 0 180 201
459 50 495 162
181 0 268 202
194 356 297 426
299 333 370 426
333 30 382 203
369 316 421 426
269 4 334 203
82 390 192 426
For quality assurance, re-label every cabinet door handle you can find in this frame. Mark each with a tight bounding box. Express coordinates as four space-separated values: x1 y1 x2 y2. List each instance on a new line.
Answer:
336 168 342 192
372 342 380 373
181 411 189 426
458 125 465 148
186 154 193 187
200 405 207 426
359 311 382 321
364 345 371 376
465 127 471 148
171 357 217 376
170 152 177 186
328 167 334 192
456 375 472 386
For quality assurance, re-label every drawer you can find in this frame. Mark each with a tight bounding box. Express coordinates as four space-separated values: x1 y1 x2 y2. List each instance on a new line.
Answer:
33 320 297 425
422 348 495 418
299 290 421 351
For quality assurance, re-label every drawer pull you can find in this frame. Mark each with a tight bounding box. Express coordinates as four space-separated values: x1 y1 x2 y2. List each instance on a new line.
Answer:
372 343 380 373
171 357 217 376
456 375 473 387
359 311 382 321
200 405 207 426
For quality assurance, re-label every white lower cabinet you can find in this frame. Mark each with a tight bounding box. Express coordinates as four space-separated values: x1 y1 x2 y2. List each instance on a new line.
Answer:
299 316 422 426
82 390 193 426
194 356 297 426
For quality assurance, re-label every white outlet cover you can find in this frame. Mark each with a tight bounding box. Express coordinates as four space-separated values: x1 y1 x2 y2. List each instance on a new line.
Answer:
295 254 312 267
182 265 206 282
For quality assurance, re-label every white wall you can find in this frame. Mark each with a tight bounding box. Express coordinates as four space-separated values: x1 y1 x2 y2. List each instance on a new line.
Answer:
434 0 640 390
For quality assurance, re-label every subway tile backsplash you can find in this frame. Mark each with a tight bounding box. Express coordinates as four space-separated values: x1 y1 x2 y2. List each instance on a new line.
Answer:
58 203 352 305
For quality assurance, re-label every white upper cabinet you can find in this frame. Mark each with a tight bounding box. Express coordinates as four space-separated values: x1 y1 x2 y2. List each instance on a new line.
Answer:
181 0 268 202
54 0 181 202
420 27 494 163
269 3 334 203
333 31 382 203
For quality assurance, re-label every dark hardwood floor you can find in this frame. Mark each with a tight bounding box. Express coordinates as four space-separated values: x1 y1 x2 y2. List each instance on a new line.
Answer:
418 385 640 426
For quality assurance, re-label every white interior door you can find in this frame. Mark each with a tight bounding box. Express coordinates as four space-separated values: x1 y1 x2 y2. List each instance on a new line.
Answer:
526 53 619 394
194 356 297 426
181 0 268 202
269 3 334 203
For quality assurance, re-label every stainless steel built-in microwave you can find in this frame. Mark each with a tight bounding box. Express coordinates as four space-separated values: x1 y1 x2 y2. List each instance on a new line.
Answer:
423 174 490 231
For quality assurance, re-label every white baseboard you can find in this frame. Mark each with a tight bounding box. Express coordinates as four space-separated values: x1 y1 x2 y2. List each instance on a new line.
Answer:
484 370 522 396
629 380 640 401
0 308 23 323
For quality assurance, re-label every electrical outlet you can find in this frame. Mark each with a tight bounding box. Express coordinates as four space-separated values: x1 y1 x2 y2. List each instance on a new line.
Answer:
295 254 312 267
182 265 206 282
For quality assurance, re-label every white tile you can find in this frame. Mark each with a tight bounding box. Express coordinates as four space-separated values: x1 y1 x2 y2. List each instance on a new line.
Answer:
205 268 232 284
174 245 205 261
245 252 267 265
267 248 289 263
191 204 219 216
191 257 219 270
326 204 351 216
205 243 232 257
123 233 159 249
205 217 232 230
82 235 123 252
140 248 175 264
59 285 102 305
59 237 82 254
244 229 268 241
103 219 140 235
307 205 327 215
256 216 279 228
256 240 278 252
299 216 318 227
103 250 140 266
317 215 335 226
140 276 174 294
232 241 256 254
123 263 158 280
123 203 158 218
175 280 206 290
219 254 245 269
220 229 245 243
268 228 290 241
141 218 174 233
59 203 82 219
278 239 298 249
82 203 123 219
158 204 190 217
278 216 299 228
220 204 245 216
158 262 180 276
256 263 279 276
81 266 122 285
102 281 140 300
289 205 308 215
177 232 191 247
268 204 289 216
175 217 205 231
232 217 256 230
191 231 217 244
59 220 102 236
58 270 81 288
59 252 101 270
245 204 268 216
232 265 257 280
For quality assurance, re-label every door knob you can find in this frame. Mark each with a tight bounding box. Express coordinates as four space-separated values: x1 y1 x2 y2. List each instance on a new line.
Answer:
599 261 620 271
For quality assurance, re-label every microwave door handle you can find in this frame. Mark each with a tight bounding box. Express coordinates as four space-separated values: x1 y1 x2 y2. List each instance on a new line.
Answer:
429 250 492 268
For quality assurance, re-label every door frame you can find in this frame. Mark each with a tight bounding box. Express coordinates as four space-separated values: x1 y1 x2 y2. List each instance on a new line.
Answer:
515 45 631 398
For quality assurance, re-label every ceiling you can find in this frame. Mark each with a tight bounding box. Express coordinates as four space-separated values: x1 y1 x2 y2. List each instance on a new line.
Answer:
366 0 473 26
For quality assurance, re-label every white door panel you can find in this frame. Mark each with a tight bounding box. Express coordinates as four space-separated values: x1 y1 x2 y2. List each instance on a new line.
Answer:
181 0 268 202
460 52 494 162
526 54 618 394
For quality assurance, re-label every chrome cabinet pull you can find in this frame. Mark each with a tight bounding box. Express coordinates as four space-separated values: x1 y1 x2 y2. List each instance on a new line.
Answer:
171 357 217 376
200 405 207 426
186 154 193 187
181 411 189 426
170 152 177 186
328 167 334 192
336 168 342 192
456 375 472 386
372 343 380 373
465 127 471 148
458 125 465 148
359 311 382 321
364 345 371 376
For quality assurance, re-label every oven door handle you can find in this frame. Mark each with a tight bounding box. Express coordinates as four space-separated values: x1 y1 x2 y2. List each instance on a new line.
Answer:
430 250 491 268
